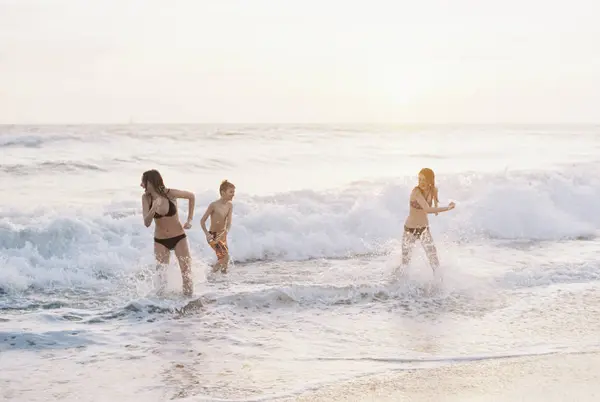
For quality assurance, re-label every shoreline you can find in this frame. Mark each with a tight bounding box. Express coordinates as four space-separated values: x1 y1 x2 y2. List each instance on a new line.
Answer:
281 351 600 402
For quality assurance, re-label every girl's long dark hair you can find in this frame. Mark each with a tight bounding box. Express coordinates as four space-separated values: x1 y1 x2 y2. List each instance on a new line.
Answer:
142 169 169 197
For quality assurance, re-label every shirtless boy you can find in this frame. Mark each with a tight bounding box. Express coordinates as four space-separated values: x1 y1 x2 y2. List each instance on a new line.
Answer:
200 180 235 273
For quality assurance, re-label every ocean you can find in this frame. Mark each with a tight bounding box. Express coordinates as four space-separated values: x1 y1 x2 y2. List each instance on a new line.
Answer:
1 124 600 401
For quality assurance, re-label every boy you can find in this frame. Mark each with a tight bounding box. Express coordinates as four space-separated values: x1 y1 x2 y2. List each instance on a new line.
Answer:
200 180 235 273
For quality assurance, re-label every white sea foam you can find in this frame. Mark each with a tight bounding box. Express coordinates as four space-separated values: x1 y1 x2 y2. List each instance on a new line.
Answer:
1 162 598 291
2 125 599 401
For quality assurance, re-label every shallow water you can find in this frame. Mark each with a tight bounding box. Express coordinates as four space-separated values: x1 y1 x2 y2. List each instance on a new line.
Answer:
1 124 600 400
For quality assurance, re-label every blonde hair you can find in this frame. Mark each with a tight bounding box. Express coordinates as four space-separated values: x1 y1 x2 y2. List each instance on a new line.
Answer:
419 168 435 188
219 179 235 195
419 168 439 204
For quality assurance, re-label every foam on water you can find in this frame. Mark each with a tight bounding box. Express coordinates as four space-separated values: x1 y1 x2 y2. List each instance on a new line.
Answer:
1 162 599 293
1 124 600 401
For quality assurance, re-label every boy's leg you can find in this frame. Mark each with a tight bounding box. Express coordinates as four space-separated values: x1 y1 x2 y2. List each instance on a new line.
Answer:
217 235 229 273
209 233 229 273
218 253 229 273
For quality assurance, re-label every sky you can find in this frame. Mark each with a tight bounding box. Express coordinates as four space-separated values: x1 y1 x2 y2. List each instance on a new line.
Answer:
1 0 599 124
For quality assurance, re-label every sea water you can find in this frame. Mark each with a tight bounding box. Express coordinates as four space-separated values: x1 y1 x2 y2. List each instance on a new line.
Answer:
1 124 600 401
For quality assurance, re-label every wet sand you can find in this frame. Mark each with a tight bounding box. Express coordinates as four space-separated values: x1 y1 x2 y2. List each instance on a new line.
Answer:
284 351 600 402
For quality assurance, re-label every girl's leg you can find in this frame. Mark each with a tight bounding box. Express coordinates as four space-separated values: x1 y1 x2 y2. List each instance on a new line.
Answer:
174 237 194 296
420 228 440 272
154 242 170 294
400 230 418 271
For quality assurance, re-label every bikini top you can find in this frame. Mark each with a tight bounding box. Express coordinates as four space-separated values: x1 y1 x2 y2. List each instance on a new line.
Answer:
410 187 432 210
151 196 177 218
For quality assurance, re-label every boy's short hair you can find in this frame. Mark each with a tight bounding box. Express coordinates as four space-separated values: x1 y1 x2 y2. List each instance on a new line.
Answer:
219 180 235 194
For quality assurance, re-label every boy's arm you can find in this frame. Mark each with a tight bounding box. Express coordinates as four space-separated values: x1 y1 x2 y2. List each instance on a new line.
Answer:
199 203 213 239
225 204 233 234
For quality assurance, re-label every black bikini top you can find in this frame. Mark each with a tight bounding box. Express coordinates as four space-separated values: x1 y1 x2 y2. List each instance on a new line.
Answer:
151 197 177 219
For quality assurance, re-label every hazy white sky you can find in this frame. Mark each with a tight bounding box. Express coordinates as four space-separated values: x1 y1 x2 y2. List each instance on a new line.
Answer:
1 0 599 124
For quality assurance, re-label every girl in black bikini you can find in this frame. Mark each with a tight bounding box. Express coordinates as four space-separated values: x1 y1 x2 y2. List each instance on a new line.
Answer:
401 168 455 274
141 169 195 296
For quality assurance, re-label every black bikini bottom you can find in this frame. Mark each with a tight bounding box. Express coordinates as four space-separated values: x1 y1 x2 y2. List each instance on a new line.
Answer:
154 233 187 251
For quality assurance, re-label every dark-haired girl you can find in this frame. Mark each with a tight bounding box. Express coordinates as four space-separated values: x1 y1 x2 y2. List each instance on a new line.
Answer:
141 169 195 296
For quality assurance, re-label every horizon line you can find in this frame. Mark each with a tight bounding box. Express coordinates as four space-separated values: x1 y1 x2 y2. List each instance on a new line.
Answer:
2 122 600 126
